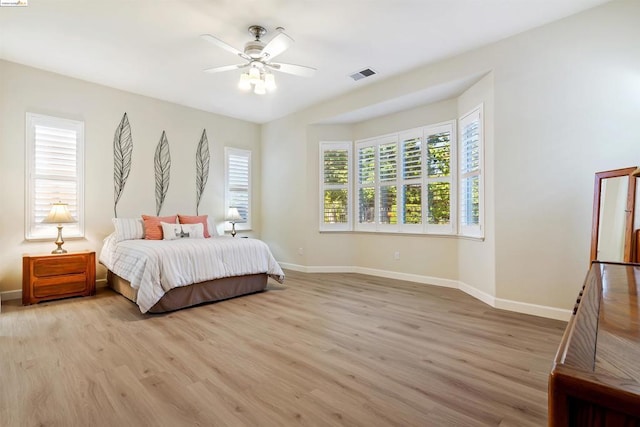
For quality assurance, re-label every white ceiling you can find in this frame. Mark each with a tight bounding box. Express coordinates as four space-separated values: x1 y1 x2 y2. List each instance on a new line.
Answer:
0 0 609 124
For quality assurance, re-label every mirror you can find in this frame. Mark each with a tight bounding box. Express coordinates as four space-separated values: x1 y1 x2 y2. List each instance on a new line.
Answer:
590 167 637 263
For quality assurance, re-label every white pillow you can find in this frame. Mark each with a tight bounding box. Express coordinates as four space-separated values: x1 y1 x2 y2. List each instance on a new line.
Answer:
112 218 145 242
161 222 204 240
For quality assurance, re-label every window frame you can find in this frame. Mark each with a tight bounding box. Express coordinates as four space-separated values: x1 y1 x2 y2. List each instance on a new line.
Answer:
224 147 252 232
458 104 484 238
319 141 352 231
25 112 85 241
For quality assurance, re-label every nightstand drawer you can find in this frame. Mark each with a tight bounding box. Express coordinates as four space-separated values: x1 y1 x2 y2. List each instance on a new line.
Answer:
33 273 88 297
33 255 88 277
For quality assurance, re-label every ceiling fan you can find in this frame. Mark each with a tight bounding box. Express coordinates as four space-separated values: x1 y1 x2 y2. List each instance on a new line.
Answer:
201 25 316 94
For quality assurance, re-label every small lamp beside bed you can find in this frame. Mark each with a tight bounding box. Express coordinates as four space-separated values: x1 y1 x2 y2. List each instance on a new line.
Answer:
226 207 243 237
42 201 77 254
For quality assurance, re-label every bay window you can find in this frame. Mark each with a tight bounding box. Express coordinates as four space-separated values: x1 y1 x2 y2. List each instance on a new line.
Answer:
319 107 483 237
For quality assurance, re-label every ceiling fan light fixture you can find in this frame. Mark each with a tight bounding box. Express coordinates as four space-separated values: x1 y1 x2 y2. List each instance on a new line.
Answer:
238 73 251 91
202 25 315 96
265 73 277 91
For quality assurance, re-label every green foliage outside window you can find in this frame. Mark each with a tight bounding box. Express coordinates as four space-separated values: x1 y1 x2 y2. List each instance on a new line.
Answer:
324 150 348 185
403 184 421 224
426 132 451 224
380 185 397 224
323 150 349 224
359 187 375 223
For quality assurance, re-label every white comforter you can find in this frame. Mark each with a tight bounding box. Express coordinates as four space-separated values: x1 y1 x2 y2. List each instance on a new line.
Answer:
99 234 285 313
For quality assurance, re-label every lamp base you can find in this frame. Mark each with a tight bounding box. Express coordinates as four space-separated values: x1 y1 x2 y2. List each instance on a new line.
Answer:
51 224 67 254
231 222 237 237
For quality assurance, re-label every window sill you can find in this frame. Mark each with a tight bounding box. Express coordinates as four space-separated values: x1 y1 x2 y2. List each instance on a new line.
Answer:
319 230 485 241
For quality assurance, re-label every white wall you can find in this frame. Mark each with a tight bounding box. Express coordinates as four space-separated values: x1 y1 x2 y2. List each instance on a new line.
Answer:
492 0 640 308
0 60 260 294
261 0 640 317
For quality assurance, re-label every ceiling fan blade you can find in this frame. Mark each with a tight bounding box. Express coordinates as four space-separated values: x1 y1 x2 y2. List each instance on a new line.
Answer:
203 64 248 73
262 31 294 60
201 34 250 60
268 62 316 77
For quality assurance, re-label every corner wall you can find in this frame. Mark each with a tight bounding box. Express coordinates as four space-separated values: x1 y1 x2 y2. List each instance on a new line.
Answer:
457 73 496 299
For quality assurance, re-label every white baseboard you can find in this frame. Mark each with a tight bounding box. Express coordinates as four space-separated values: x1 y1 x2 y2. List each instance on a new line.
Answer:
279 262 571 321
1 289 22 301
494 298 571 321
352 266 459 289
458 281 496 307
280 263 457 288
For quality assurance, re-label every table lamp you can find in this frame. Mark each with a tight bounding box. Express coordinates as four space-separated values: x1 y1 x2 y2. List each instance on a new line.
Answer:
42 202 77 254
225 207 243 237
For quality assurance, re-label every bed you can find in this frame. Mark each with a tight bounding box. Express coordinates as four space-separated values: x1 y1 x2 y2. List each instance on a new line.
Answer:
99 233 285 313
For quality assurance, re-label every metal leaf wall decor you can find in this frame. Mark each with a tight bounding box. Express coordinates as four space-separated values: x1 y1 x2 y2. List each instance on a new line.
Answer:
154 131 171 216
113 112 133 218
195 129 210 215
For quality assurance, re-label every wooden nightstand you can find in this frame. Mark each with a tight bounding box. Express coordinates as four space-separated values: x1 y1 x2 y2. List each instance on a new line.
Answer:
22 251 96 305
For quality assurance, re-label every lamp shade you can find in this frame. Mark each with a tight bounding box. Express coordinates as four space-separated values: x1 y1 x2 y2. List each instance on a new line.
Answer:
253 79 266 95
238 73 251 91
225 207 243 222
42 202 76 224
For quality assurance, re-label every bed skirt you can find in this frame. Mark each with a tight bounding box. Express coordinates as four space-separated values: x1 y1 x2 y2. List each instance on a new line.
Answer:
106 270 268 313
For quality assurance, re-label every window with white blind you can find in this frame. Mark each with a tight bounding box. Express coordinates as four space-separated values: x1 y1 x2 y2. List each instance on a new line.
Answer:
224 147 251 231
25 113 84 240
319 141 351 231
424 123 454 234
354 121 455 234
459 105 483 237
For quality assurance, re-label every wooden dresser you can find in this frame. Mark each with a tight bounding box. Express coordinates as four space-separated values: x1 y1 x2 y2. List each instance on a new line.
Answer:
549 262 640 426
22 251 96 305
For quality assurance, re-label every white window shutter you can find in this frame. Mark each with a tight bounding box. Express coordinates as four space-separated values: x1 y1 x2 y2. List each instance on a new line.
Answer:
424 123 454 234
459 105 483 237
225 147 251 231
319 141 352 231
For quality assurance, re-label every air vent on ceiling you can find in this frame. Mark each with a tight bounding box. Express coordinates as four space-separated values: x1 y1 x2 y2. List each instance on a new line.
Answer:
349 68 377 81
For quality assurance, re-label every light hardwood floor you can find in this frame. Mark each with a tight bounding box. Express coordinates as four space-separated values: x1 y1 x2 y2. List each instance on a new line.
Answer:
0 270 566 426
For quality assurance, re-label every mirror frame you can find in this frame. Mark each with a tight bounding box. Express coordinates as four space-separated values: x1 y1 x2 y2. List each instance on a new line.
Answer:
590 167 637 263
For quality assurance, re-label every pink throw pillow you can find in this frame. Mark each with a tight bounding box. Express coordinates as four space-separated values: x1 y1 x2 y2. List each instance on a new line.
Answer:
178 214 210 238
142 215 178 240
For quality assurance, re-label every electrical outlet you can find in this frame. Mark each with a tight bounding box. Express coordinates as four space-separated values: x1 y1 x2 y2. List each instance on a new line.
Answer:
394 251 400 260
298 247 304 255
